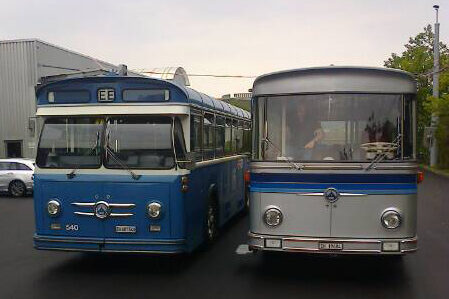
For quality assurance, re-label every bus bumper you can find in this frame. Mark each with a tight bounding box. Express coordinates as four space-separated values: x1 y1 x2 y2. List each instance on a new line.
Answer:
33 234 187 254
248 232 417 255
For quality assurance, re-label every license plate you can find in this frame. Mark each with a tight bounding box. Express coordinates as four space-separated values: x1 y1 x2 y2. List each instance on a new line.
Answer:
115 225 136 233
265 239 282 248
319 242 343 250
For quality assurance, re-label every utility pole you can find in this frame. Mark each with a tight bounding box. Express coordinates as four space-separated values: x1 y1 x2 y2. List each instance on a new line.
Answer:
430 4 440 167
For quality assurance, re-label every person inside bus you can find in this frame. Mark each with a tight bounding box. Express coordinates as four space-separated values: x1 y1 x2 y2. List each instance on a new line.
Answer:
286 101 324 160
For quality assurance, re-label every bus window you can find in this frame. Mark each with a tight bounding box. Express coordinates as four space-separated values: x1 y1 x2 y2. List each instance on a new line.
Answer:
215 115 225 158
225 118 233 155
232 119 239 153
174 118 187 165
236 120 244 153
105 116 174 169
37 117 104 168
190 113 203 161
243 121 251 154
203 113 215 160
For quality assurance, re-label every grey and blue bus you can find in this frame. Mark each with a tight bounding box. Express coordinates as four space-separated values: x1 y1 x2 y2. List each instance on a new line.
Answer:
33 75 251 254
248 67 421 255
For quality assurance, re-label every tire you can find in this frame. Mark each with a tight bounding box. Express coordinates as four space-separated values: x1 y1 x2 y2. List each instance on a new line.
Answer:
205 197 219 244
244 187 250 212
9 180 26 197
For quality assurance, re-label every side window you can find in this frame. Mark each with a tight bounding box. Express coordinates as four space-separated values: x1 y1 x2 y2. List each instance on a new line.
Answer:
5 162 16 170
16 163 32 170
232 119 239 153
243 121 252 154
174 118 187 163
236 120 244 154
215 115 225 158
190 113 203 161
203 113 215 160
0 162 7 170
225 118 233 155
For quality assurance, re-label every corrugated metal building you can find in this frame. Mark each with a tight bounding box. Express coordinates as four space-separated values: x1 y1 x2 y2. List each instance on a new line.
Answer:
0 39 121 158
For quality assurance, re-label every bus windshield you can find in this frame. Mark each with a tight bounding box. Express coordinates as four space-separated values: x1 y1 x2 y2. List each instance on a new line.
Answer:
261 94 414 162
105 116 175 169
37 117 104 168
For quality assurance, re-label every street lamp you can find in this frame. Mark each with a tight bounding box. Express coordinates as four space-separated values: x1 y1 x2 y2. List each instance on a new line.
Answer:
430 4 440 167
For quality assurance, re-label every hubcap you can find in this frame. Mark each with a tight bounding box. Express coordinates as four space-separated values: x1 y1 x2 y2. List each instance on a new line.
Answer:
11 182 24 196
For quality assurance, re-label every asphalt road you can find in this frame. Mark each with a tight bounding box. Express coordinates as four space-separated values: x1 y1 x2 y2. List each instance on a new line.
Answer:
0 171 448 299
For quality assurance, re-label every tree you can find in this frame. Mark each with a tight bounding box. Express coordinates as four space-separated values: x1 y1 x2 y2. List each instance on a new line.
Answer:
384 25 449 162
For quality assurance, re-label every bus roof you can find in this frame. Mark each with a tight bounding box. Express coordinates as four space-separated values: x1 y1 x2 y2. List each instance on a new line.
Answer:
36 76 251 119
252 66 417 96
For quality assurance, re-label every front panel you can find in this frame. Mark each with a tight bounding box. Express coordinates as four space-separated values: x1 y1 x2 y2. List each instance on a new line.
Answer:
331 194 417 238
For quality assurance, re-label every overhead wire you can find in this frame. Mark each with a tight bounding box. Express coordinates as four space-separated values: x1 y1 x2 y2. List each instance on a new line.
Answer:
133 69 256 79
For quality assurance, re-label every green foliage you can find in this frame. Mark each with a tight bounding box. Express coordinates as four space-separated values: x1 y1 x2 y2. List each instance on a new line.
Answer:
428 95 449 168
384 25 449 164
225 99 251 112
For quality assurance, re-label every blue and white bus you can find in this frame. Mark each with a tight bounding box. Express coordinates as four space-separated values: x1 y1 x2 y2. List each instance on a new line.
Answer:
33 73 251 254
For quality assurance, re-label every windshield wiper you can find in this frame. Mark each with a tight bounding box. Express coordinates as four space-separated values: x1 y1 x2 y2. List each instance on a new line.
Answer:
262 136 304 170
105 143 141 180
364 134 401 171
67 131 100 179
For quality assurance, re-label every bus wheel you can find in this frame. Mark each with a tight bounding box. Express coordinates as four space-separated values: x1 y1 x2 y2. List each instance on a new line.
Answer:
244 188 250 212
206 198 218 243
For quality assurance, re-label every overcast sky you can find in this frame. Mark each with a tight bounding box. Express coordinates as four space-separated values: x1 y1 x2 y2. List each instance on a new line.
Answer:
1 0 447 97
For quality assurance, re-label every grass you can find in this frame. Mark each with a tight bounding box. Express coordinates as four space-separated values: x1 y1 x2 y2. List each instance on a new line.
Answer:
420 164 449 178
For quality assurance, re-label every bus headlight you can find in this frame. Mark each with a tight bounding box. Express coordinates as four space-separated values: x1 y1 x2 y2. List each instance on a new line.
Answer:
47 200 61 217
381 210 401 229
147 202 162 219
263 207 283 227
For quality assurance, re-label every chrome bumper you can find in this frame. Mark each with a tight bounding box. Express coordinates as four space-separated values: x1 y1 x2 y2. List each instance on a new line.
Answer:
248 232 418 254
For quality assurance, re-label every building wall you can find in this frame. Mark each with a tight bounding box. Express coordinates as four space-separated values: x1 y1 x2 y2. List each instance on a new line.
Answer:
0 40 38 158
35 40 118 78
0 39 121 159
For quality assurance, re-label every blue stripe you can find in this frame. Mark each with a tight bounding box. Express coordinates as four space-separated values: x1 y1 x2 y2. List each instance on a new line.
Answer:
250 182 417 195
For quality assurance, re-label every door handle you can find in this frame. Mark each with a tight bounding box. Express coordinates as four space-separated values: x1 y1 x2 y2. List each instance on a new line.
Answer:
6 173 13 175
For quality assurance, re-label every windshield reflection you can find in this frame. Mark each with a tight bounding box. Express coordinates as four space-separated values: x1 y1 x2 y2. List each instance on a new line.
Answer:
262 94 414 162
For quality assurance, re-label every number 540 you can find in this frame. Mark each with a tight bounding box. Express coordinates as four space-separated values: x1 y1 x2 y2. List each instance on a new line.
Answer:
66 224 79 231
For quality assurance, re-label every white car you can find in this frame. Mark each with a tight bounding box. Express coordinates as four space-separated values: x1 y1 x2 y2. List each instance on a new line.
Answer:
0 159 35 197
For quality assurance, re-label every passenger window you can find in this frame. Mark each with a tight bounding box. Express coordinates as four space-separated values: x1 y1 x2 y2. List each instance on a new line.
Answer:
232 119 239 153
0 163 7 170
15 163 32 170
225 118 233 155
5 162 16 170
236 120 244 154
203 113 215 160
243 121 252 154
190 113 203 161
174 118 187 163
215 116 225 158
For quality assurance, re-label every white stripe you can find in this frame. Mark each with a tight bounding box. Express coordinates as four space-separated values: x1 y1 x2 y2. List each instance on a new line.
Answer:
36 105 190 116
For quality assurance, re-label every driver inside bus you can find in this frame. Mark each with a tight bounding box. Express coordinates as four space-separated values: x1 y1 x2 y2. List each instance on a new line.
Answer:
286 102 324 159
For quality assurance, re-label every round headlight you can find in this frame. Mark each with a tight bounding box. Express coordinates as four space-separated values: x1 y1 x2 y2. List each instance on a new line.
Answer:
147 202 162 218
381 210 401 229
263 207 283 227
47 200 61 216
